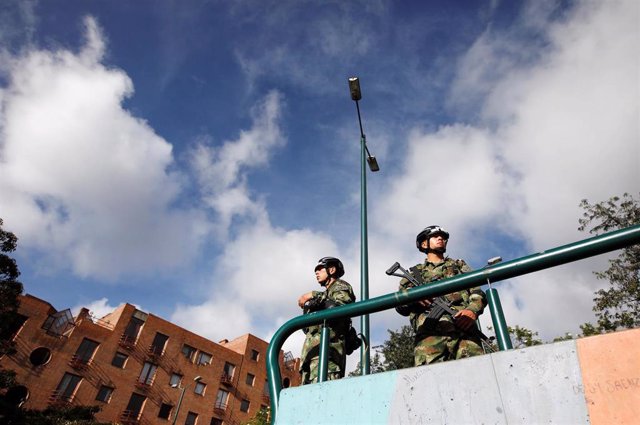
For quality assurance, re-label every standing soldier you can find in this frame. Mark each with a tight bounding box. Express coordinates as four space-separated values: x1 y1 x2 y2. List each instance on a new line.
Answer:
397 226 487 366
298 257 355 384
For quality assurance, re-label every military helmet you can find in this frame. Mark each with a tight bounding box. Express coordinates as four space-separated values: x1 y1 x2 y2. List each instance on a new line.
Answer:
315 257 345 278
416 225 449 253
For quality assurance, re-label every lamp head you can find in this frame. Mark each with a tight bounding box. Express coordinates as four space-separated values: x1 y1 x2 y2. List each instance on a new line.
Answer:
348 77 362 101
367 155 380 172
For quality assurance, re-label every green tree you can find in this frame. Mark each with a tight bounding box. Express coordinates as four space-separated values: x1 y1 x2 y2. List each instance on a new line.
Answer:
348 352 386 377
552 332 575 343
8 405 108 425
578 193 640 332
379 325 415 371
0 218 24 390
507 325 543 348
242 406 270 425
348 325 415 376
486 325 543 348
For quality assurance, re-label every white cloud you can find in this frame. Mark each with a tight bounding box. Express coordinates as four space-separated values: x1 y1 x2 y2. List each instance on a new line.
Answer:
171 218 343 355
174 88 347 357
0 17 208 280
492 1 639 248
182 0 638 355
72 297 123 321
373 124 507 249
191 90 285 237
370 0 639 342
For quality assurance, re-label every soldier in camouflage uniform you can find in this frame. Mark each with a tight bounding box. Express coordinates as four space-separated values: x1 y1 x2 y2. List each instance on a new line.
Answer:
397 226 487 366
298 257 355 385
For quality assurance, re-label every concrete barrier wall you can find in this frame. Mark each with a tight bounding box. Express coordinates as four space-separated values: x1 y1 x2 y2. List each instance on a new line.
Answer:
276 328 640 424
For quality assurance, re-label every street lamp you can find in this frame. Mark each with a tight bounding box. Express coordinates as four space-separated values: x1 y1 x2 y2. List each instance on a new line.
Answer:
348 76 379 376
171 375 202 425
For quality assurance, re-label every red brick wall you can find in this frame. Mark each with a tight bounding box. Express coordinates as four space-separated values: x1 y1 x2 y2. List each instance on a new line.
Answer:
1 294 301 424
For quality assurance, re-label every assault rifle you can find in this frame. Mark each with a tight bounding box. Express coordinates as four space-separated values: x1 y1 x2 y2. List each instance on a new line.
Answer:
386 261 495 353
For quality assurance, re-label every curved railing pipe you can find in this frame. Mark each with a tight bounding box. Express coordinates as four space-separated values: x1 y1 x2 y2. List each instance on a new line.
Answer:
267 224 640 423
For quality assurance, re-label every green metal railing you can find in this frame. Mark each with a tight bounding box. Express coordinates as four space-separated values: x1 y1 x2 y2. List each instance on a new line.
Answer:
266 224 640 423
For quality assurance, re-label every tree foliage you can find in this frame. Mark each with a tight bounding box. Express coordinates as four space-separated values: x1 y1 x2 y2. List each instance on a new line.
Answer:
0 218 24 390
348 352 386 377
507 325 543 348
378 325 415 371
242 406 270 425
578 193 640 332
4 405 109 425
349 325 415 376
0 219 24 341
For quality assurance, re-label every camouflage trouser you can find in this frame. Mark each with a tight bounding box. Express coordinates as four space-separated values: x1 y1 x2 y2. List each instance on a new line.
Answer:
414 332 484 366
300 327 347 385
300 355 345 385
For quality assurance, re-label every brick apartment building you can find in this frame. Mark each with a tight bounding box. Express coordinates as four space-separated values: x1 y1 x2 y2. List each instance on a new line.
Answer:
0 294 301 424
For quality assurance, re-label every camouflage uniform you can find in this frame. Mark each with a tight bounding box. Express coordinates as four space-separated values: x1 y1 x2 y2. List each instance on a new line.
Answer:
300 279 355 384
397 258 487 366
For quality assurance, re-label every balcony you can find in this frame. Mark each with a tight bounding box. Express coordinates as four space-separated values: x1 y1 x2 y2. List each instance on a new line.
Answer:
213 401 228 416
119 410 141 425
68 355 91 370
119 334 137 350
48 390 74 407
147 345 165 359
118 334 136 350
134 381 152 392
220 373 233 386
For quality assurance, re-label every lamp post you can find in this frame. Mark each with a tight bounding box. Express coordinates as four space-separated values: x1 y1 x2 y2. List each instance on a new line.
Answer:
172 375 202 425
348 76 379 376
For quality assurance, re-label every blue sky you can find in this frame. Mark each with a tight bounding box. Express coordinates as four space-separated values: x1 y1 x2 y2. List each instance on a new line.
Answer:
0 0 638 367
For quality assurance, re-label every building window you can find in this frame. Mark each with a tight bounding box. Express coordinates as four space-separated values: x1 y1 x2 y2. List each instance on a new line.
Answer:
112 352 128 368
245 373 255 387
150 332 169 356
170 373 183 388
29 347 52 366
42 310 74 336
158 403 173 419
96 386 114 403
74 338 99 363
240 399 250 413
215 389 229 410
182 344 196 362
194 381 206 396
223 362 235 379
250 349 259 361
55 373 82 401
196 351 212 366
210 419 223 425
6 313 28 338
124 392 146 421
122 314 146 344
138 362 158 385
185 411 198 425
4 385 28 408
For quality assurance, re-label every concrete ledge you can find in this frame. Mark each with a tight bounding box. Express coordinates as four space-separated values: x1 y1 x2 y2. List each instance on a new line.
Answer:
276 329 640 424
